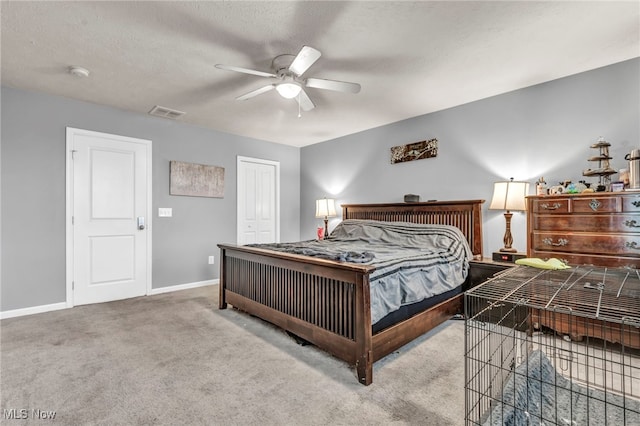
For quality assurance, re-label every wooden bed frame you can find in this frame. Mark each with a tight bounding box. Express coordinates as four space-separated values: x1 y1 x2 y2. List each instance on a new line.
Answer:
218 199 484 385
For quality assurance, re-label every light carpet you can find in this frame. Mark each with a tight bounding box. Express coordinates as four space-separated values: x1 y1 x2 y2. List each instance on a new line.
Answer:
1 285 466 425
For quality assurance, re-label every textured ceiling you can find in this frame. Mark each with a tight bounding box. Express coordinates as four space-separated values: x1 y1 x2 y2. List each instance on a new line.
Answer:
2 1 638 147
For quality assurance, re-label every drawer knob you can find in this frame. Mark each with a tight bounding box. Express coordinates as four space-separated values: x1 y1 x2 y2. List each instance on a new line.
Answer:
625 241 640 250
540 202 561 210
589 199 602 211
632 201 640 208
624 219 640 228
542 237 569 247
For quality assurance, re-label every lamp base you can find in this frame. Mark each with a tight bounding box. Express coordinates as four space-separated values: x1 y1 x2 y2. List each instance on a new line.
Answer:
492 251 527 263
323 217 329 239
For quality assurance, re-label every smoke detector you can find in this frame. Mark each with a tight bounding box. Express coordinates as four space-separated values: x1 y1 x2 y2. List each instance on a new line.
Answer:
68 66 90 77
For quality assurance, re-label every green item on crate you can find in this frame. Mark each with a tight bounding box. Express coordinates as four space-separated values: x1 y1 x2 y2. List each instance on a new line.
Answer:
515 257 571 270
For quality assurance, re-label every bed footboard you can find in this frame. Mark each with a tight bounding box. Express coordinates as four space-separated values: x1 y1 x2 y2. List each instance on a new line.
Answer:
218 199 484 385
219 244 377 384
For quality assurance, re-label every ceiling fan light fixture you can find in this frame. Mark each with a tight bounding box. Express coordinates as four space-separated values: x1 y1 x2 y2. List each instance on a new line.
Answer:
68 65 90 78
216 45 359 112
276 82 301 99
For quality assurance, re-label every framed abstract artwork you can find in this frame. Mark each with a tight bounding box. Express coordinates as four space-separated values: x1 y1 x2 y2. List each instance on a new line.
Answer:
170 160 225 198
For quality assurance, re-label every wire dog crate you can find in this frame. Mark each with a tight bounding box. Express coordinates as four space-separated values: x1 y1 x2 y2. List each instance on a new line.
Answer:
464 265 640 425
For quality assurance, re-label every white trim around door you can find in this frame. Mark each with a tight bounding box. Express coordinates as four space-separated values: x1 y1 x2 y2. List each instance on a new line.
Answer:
236 156 280 245
65 127 153 307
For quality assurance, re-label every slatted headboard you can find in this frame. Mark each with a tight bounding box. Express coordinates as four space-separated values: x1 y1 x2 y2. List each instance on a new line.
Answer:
342 199 484 260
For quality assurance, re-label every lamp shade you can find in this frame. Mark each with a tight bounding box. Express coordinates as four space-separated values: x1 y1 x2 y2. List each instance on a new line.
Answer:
315 198 337 218
489 179 529 211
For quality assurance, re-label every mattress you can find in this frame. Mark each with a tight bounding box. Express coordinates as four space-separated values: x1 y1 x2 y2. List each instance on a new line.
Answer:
248 219 472 324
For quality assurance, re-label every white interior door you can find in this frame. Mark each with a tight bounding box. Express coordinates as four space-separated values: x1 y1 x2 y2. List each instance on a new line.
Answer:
237 156 280 245
67 128 151 306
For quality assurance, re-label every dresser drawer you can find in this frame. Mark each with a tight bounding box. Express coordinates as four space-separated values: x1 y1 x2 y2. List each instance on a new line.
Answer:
531 214 640 233
531 198 569 214
622 195 640 212
528 193 640 268
529 249 640 268
571 196 619 213
531 232 640 256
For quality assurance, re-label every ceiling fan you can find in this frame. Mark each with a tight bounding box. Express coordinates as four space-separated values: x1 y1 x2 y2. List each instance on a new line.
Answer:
215 46 361 112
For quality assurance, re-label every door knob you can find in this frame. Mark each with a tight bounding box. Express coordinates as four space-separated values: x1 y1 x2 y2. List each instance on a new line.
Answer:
137 216 145 230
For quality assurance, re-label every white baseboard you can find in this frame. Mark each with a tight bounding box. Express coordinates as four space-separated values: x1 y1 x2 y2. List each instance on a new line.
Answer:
149 279 217 295
0 302 68 320
1 279 218 320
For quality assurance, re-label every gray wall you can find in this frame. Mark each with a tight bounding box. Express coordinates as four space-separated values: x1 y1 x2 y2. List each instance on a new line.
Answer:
1 87 300 311
2 58 638 312
300 58 640 257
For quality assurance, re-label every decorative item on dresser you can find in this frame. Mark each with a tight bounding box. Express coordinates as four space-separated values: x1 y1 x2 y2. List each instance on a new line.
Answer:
218 199 485 385
527 192 640 268
582 136 617 191
625 148 640 189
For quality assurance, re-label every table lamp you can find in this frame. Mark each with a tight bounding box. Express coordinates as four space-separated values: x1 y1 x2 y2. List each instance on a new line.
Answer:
489 178 529 253
315 198 337 239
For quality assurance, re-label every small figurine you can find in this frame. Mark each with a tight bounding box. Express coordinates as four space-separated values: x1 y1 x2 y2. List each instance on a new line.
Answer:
565 183 579 194
536 177 547 195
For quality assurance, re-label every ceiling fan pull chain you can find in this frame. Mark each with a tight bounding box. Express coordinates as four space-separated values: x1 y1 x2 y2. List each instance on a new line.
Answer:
298 92 302 118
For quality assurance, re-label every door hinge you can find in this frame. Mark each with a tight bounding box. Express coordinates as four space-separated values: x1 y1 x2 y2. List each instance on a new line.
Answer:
72 216 74 225
71 150 78 159
72 281 74 290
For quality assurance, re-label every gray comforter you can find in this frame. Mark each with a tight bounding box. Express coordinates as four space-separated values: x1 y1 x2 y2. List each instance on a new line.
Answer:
248 219 472 324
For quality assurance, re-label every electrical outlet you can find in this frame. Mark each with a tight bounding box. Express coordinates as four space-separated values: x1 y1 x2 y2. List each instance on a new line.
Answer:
208 256 215 265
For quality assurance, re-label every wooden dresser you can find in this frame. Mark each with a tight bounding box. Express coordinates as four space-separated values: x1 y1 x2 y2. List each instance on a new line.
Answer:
526 193 640 348
527 192 640 268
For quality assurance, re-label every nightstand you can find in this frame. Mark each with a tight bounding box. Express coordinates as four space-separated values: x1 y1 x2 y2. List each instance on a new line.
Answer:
466 259 528 331
466 259 514 291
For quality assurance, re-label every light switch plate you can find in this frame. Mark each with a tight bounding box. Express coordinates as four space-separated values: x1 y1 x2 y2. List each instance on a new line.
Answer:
158 208 172 217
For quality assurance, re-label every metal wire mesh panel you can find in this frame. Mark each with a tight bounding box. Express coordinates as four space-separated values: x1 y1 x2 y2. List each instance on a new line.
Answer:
465 265 640 425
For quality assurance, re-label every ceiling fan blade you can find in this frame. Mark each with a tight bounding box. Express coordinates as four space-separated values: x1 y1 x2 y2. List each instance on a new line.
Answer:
288 45 321 76
236 85 275 101
296 89 315 111
215 64 277 79
306 77 361 94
